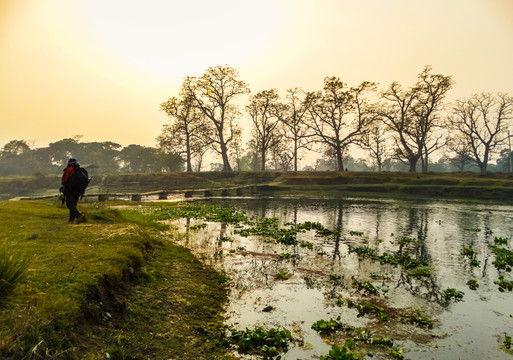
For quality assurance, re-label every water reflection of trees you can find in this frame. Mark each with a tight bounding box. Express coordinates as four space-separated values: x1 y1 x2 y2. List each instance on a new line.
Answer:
183 197 511 309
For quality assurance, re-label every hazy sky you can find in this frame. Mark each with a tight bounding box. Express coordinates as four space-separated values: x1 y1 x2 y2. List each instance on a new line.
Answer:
1 0 513 149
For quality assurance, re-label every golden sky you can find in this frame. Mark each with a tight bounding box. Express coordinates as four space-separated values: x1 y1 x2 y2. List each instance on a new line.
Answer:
1 0 513 149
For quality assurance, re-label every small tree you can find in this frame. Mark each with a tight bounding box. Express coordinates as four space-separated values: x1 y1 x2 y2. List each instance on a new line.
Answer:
361 124 388 171
247 89 286 171
280 88 314 172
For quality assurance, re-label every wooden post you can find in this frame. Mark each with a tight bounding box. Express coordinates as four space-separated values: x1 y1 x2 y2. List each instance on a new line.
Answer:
131 194 142 202
185 191 193 198
236 188 243 196
158 192 167 200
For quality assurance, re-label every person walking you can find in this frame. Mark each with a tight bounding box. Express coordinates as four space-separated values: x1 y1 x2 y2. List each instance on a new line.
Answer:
61 158 86 224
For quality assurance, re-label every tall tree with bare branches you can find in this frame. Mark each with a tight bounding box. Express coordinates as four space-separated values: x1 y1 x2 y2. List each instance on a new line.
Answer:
450 92 513 173
305 77 376 172
185 65 250 172
158 79 212 172
375 66 452 172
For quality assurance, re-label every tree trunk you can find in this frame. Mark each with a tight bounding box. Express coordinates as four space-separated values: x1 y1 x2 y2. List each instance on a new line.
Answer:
293 138 298 172
220 143 232 172
185 141 193 172
261 148 266 171
336 146 344 172
408 157 418 172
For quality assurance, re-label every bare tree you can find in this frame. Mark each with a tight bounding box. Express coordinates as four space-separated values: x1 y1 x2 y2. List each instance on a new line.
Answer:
375 66 453 172
158 80 212 172
280 88 314 171
306 77 376 172
450 92 513 173
362 124 388 171
185 65 250 172
246 89 286 171
446 136 475 171
414 66 453 172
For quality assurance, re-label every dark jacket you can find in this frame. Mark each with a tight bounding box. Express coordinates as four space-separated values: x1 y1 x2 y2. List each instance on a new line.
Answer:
61 159 80 194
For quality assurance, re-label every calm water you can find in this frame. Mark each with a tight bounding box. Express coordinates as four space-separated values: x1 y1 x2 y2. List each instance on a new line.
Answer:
166 196 513 359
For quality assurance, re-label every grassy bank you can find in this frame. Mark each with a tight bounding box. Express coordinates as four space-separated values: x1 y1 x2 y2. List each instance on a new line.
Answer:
0 200 234 359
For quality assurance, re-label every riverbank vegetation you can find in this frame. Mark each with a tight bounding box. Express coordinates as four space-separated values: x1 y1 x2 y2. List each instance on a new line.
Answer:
0 200 234 359
2 171 512 201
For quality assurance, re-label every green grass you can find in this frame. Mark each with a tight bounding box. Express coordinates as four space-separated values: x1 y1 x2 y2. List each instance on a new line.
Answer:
0 200 234 360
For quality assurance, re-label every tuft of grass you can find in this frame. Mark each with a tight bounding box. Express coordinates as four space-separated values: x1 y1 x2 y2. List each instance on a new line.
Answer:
0 244 31 300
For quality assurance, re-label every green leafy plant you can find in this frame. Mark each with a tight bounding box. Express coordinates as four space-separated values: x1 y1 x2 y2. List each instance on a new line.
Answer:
495 276 513 292
278 252 297 259
504 334 512 350
312 317 353 334
320 344 359 360
467 279 479 290
300 241 314 249
226 327 292 357
493 247 513 272
402 311 434 328
470 258 481 267
444 288 464 302
349 230 364 236
494 237 509 246
461 246 474 257
348 246 377 259
407 267 431 278
276 269 289 280
329 273 343 281
351 276 379 295
391 348 404 359
189 223 208 230
398 236 416 246
348 300 388 321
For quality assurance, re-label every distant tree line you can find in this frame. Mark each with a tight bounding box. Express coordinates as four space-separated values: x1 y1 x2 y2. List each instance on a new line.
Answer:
0 137 183 176
158 65 513 173
2 65 513 176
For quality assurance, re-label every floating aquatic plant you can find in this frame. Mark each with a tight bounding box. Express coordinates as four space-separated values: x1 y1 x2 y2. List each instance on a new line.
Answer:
493 247 513 272
312 316 353 334
223 327 292 357
495 276 513 292
444 288 464 302
407 267 431 278
467 279 479 290
276 269 289 280
320 344 359 360
347 300 388 321
494 237 509 246
352 276 379 295
398 236 416 246
402 311 434 328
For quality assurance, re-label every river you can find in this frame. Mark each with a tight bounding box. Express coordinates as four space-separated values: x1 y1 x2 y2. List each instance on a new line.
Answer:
165 195 513 359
